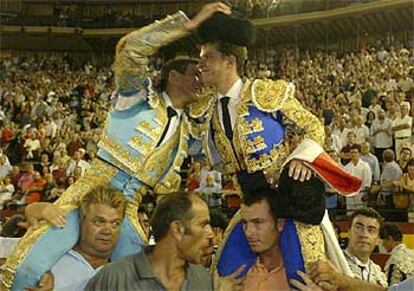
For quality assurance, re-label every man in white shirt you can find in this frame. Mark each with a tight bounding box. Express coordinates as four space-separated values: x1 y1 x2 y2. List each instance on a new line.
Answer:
345 145 372 211
66 150 91 177
373 149 402 209
343 207 388 287
398 71 414 93
324 124 342 153
371 109 393 162
392 102 412 160
0 154 12 179
352 115 370 143
360 142 380 184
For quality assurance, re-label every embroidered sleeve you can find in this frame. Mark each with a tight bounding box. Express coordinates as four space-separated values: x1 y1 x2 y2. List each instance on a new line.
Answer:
280 84 325 146
114 12 190 96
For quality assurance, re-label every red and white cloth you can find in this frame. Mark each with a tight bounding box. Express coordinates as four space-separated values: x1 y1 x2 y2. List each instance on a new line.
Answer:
283 138 362 195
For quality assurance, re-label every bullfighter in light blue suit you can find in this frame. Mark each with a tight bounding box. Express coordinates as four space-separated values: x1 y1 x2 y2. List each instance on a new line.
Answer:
1 3 230 290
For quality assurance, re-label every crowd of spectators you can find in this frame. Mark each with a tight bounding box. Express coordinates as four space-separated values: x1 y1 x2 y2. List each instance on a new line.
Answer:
1 0 380 28
0 41 413 244
0 55 113 231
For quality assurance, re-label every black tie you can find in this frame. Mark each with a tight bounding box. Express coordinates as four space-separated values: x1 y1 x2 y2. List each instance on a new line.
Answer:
157 106 177 147
220 97 233 141
359 266 367 281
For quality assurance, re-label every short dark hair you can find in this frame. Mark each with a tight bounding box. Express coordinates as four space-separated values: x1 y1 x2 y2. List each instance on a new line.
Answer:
349 207 384 229
159 58 198 91
380 223 403 241
350 144 362 152
150 192 197 242
239 168 325 225
137 206 149 217
210 210 228 230
207 41 248 76
400 147 412 155
242 184 280 225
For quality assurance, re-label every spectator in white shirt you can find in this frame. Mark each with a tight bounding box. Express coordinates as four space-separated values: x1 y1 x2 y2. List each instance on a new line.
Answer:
368 95 382 115
23 129 41 161
352 115 370 143
345 144 372 212
195 173 222 209
0 176 15 210
44 117 58 139
0 154 12 179
398 71 414 93
66 150 90 177
360 142 380 184
370 109 393 162
392 102 412 160
199 164 222 188
373 149 402 209
324 124 342 153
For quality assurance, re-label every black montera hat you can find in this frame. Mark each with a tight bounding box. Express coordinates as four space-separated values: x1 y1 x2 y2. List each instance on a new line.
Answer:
277 168 325 225
237 167 325 225
197 11 256 47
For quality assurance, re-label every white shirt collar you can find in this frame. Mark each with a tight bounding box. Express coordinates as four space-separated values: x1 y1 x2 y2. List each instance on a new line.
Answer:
345 249 370 267
218 78 243 100
162 91 182 116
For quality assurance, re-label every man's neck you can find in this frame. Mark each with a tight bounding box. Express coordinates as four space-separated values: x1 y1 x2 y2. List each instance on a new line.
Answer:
73 244 109 269
352 159 359 166
147 240 187 289
258 244 283 272
217 73 240 96
348 247 370 264
165 89 185 109
392 242 402 250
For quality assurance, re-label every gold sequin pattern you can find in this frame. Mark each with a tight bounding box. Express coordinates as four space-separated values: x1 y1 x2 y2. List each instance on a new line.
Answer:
125 189 149 244
295 221 325 272
153 116 190 194
114 12 190 94
246 135 267 154
239 117 264 135
98 133 145 179
135 120 163 141
187 87 216 119
211 111 240 175
280 84 325 146
251 79 288 113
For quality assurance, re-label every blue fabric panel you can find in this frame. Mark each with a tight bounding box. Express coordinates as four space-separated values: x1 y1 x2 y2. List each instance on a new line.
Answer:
110 215 145 260
217 222 257 278
244 106 285 156
280 219 305 287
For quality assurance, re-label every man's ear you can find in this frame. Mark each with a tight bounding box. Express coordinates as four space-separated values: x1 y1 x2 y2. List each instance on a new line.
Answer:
170 220 185 241
168 70 180 84
277 218 285 232
225 55 237 69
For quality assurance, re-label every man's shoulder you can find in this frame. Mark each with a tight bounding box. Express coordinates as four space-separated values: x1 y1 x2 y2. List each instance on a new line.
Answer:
187 263 213 289
359 159 370 168
84 253 140 290
248 79 292 112
98 253 139 275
